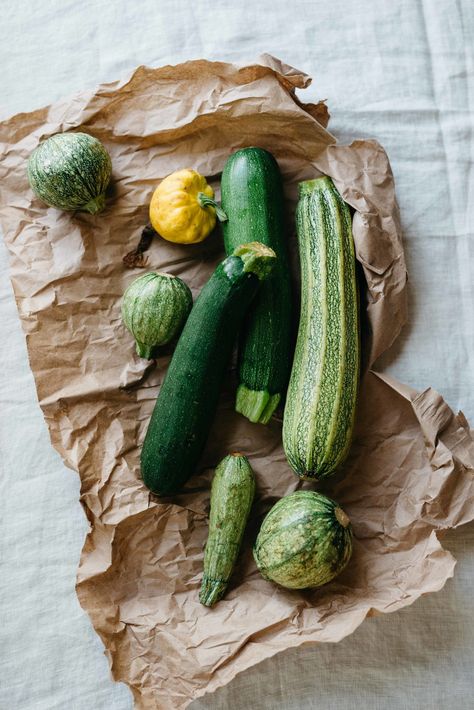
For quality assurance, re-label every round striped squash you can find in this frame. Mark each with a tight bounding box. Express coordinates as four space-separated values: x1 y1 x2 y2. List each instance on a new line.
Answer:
27 132 112 214
253 490 353 589
121 272 192 359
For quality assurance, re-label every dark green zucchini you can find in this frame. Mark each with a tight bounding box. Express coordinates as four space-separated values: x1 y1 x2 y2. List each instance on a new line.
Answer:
221 147 292 424
140 242 276 496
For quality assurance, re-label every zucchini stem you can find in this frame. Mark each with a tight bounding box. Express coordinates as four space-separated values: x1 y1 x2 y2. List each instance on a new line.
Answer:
236 384 280 424
84 193 106 214
233 242 277 282
197 192 228 222
136 341 156 359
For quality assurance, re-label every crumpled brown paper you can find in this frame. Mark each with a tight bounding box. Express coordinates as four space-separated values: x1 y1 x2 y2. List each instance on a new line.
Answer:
0 55 473 710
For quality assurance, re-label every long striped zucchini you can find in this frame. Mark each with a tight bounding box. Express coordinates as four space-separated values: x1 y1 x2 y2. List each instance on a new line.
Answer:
282 176 359 480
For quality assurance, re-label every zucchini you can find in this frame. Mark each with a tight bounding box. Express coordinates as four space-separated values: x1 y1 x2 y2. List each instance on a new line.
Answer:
140 242 276 496
253 491 353 589
200 453 255 607
221 147 292 424
282 176 359 480
121 271 192 359
27 132 111 214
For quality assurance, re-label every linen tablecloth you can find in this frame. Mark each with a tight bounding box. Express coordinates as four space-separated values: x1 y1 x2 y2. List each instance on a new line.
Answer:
1 1 473 708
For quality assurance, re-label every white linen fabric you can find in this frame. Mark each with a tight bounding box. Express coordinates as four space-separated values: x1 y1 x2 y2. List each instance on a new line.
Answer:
1 1 473 708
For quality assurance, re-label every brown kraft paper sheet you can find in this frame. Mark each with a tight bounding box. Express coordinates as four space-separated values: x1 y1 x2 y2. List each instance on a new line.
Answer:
0 55 473 709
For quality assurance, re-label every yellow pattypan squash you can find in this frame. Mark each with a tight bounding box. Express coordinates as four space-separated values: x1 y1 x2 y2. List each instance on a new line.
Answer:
149 169 227 244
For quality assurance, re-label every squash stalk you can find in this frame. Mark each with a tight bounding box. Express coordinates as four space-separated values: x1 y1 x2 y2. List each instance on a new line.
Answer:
136 342 155 360
197 192 228 222
84 193 106 214
233 242 276 281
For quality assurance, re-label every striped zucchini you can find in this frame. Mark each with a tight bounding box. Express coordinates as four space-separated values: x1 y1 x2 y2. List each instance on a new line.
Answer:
200 453 255 607
282 176 359 480
253 491 353 589
27 132 111 214
121 272 192 359
221 147 292 424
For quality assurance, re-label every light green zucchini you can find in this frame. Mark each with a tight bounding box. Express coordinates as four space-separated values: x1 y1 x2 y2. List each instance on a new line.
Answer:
121 272 192 359
253 490 353 589
200 453 255 607
283 176 359 480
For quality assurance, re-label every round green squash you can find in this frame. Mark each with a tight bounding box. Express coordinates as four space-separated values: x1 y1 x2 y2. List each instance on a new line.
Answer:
121 271 192 359
253 490 353 589
27 132 112 213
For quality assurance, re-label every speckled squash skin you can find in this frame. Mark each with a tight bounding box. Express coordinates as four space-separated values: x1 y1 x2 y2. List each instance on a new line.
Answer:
221 147 292 424
27 132 112 213
253 491 353 589
200 453 255 607
140 242 276 496
283 176 360 480
121 272 192 359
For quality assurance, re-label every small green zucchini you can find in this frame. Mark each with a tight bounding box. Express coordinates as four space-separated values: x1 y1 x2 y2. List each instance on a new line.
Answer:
253 490 353 589
121 271 192 359
200 453 256 607
283 176 360 480
27 132 111 213
140 242 276 496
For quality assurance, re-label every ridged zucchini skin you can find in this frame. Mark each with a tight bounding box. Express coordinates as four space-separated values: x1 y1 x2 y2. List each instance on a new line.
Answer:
140 243 276 496
282 176 359 480
253 491 352 590
27 132 111 214
220 147 292 424
200 453 255 607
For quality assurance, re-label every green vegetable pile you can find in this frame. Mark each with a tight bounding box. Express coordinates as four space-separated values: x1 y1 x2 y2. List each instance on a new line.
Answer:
29 137 359 605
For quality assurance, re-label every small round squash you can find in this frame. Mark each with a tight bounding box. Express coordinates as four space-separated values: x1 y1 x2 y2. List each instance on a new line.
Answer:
253 491 353 590
27 132 112 214
149 169 227 244
121 272 192 359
